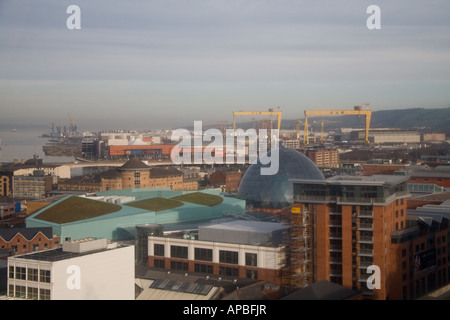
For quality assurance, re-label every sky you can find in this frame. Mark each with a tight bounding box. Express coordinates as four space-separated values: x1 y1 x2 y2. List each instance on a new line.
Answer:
1 0 450 131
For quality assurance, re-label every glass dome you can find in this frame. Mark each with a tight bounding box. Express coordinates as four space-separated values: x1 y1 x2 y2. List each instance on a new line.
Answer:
238 147 325 208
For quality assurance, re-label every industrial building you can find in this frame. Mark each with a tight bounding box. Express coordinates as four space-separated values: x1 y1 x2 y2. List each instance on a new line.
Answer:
350 129 421 144
25 189 246 243
146 220 287 284
6 238 134 300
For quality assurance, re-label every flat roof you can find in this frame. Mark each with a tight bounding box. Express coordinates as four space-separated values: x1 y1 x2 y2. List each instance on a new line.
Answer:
200 220 286 233
291 174 408 186
11 244 130 262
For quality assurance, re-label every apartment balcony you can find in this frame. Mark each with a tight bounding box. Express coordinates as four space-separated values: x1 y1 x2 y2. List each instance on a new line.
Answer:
293 195 336 203
357 211 373 218
329 271 342 277
357 236 373 244
329 220 342 227
357 223 373 231
358 261 374 269
329 232 342 240
357 249 374 256
329 245 342 252
329 258 342 265
358 273 370 282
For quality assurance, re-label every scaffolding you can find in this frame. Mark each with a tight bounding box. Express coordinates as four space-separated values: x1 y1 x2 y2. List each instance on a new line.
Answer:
281 205 312 287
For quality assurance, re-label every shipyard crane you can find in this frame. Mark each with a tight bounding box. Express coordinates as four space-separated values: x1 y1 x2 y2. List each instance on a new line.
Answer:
233 109 282 132
303 106 372 145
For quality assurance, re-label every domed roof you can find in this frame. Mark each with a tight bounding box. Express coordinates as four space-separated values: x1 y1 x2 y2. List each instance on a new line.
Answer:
238 148 325 208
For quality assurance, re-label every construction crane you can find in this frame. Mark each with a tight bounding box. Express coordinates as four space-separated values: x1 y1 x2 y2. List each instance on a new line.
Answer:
233 109 282 132
304 106 372 145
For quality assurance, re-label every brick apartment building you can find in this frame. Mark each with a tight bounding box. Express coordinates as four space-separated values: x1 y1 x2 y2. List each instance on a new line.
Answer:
304 148 339 167
291 175 413 299
0 227 60 257
209 169 243 192
100 158 198 191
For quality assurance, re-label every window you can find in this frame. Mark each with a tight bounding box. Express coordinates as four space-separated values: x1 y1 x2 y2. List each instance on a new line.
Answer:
27 287 38 300
170 245 188 259
40 270 51 283
15 266 26 280
27 268 38 282
195 248 213 262
219 266 239 277
9 266 14 279
194 263 213 274
154 244 165 257
39 288 51 300
154 259 165 269
219 250 238 264
245 253 258 267
170 261 188 271
8 285 14 298
246 269 258 280
15 285 26 299
402 249 407 257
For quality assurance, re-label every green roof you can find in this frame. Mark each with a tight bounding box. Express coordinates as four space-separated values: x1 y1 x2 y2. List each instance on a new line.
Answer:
124 197 184 212
171 192 224 207
33 196 122 224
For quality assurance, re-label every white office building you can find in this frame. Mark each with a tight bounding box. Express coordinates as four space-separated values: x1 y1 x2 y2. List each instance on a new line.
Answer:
7 238 135 300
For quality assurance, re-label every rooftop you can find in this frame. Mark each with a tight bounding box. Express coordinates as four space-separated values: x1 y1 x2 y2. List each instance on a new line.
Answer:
292 174 409 186
200 220 285 233
12 241 129 262
118 158 151 171
280 280 362 300
171 192 224 207
124 197 184 212
0 227 53 242
33 196 122 224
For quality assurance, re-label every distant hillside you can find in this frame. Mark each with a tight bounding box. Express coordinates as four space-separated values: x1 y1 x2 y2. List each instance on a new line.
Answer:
281 108 450 134
191 108 450 134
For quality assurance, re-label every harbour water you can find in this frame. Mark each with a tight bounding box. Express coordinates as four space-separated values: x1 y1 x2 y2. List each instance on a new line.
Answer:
0 126 75 164
0 125 90 176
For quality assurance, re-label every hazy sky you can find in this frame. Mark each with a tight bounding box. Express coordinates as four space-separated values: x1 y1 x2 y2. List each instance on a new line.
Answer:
1 0 450 131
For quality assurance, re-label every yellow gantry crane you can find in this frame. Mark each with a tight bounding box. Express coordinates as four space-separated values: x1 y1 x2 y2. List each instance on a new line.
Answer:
233 109 282 131
304 106 372 145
